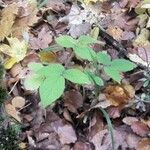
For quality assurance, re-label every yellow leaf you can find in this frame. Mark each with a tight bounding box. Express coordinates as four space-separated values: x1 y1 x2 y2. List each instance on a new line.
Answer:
0 37 28 69
0 3 18 41
38 51 57 63
84 0 98 5
4 57 17 69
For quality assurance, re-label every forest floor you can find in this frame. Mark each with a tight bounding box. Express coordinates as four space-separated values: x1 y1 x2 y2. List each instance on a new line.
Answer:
0 0 150 150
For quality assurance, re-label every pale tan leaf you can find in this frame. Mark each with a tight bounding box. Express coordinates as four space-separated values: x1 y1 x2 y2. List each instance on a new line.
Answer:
11 96 26 108
5 103 21 122
0 3 18 41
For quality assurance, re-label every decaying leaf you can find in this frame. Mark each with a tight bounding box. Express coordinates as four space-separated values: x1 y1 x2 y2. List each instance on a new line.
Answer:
63 90 83 113
11 96 26 108
104 84 135 106
106 25 123 40
123 117 139 125
5 103 21 122
0 3 18 41
134 28 150 47
84 0 99 5
131 121 150 137
29 27 53 50
137 138 150 150
38 51 57 63
12 0 39 38
0 37 28 69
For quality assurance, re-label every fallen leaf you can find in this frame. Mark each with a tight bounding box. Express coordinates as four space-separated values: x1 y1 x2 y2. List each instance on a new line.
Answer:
73 141 93 150
0 37 28 69
0 3 18 41
57 124 77 145
104 84 135 106
0 38 27 69
63 90 83 113
133 28 150 47
106 25 123 40
90 128 140 150
107 106 121 118
10 63 23 77
131 121 150 137
84 0 99 5
29 27 53 50
141 119 150 128
123 117 139 125
137 138 150 150
5 103 21 122
11 96 26 108
12 0 39 38
38 51 57 63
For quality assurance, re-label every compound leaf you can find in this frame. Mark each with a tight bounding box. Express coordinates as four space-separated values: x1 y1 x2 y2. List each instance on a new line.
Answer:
96 52 111 65
63 68 91 84
24 74 44 90
111 59 137 72
104 66 121 83
74 46 96 61
39 76 65 107
55 35 77 48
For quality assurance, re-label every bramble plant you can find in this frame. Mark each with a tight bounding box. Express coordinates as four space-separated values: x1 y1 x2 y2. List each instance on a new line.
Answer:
24 35 137 107
56 35 137 83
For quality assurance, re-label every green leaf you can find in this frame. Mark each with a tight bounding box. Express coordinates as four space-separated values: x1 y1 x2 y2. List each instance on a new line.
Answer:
104 66 121 83
96 52 111 65
39 76 65 107
78 35 98 45
28 62 44 72
74 46 96 61
24 74 45 90
55 35 77 48
37 63 65 77
63 68 91 84
111 59 137 72
86 71 103 86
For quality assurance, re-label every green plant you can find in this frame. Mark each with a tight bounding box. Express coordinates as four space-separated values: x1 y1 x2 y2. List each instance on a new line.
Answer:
24 35 136 107
56 35 98 61
24 63 102 107
56 35 137 83
96 52 137 83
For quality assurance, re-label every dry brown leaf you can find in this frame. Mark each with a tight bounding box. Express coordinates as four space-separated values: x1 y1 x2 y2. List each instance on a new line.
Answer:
38 51 57 63
131 121 150 137
123 117 139 125
106 25 123 40
57 124 77 145
141 119 150 128
11 96 26 108
137 138 150 150
73 141 93 150
10 63 23 78
107 106 121 118
0 3 18 41
104 84 135 106
63 90 83 113
5 103 21 122
90 128 140 150
29 27 53 50
12 1 39 38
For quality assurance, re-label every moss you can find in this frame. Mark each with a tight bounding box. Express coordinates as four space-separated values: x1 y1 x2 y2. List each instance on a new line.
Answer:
0 87 7 106
0 64 4 79
0 63 7 106
0 126 20 150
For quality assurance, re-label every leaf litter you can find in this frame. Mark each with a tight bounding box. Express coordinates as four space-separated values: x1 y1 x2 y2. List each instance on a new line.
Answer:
0 0 150 150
